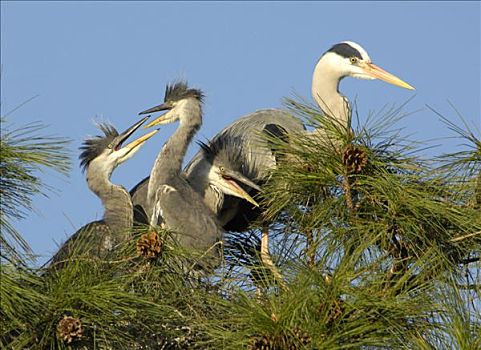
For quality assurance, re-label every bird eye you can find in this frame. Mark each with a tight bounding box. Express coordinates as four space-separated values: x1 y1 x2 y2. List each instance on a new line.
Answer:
219 166 225 173
107 143 113 149
350 57 358 64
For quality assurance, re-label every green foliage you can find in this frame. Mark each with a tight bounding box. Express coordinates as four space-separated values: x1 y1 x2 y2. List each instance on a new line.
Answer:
1 99 480 348
2 225 218 349
0 117 71 263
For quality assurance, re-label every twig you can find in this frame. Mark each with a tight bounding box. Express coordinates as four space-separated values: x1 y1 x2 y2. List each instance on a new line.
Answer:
460 257 480 264
188 241 224 272
384 228 411 291
342 176 354 211
455 283 481 291
450 230 481 243
304 229 316 267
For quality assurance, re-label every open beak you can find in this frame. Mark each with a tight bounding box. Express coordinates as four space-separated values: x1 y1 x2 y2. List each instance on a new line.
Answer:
139 102 174 128
360 62 415 90
220 169 261 207
222 168 262 192
115 116 158 161
117 115 151 146
120 129 159 158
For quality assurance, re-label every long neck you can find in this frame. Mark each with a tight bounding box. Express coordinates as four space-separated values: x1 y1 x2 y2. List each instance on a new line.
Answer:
86 167 132 233
204 185 224 215
185 158 222 214
312 57 350 127
149 100 202 194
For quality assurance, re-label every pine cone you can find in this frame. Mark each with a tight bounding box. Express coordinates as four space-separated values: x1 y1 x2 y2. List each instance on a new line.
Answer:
327 299 344 325
342 145 368 174
248 335 274 350
292 327 312 346
57 315 83 344
136 231 163 258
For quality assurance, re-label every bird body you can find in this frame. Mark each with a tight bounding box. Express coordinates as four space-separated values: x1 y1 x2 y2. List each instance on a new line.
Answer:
132 42 414 238
184 41 414 232
51 117 157 264
141 85 223 257
130 108 264 228
186 108 304 183
185 108 304 230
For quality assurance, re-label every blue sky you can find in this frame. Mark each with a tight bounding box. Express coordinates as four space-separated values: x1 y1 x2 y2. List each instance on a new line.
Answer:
1 1 480 264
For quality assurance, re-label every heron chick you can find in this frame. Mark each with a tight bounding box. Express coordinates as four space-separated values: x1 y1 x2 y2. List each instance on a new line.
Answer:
139 81 260 268
50 116 158 265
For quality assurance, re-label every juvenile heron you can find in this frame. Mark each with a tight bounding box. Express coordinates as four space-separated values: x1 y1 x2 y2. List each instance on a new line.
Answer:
138 81 260 266
51 116 158 264
130 112 261 225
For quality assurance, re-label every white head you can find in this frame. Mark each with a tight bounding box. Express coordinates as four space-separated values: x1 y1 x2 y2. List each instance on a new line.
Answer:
318 40 415 87
312 41 414 122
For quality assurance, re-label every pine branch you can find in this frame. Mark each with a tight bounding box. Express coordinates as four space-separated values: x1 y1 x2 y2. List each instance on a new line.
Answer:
0 117 71 263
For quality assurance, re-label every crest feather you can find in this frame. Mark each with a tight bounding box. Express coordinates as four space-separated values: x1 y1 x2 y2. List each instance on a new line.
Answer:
197 135 244 167
79 123 119 172
164 81 204 103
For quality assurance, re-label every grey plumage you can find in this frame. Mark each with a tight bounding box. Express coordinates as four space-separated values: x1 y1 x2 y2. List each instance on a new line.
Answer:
185 109 304 230
51 117 156 265
79 123 119 171
186 109 304 183
131 117 264 226
132 42 413 236
130 109 299 229
142 82 223 267
164 81 204 103
184 41 414 232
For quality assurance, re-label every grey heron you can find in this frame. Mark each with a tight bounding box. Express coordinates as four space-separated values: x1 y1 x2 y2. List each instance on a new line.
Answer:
184 41 414 231
182 41 414 280
130 110 262 225
51 116 158 264
138 81 260 267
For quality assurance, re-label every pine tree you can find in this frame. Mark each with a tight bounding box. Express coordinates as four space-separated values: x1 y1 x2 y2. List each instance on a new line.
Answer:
1 99 479 349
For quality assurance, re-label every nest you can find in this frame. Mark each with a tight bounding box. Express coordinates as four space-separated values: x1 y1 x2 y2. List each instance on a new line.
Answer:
57 315 83 344
136 231 163 258
342 144 368 174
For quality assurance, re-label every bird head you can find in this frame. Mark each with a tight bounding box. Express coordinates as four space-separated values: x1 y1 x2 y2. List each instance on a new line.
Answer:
198 140 261 208
139 81 204 127
320 41 414 89
80 116 158 174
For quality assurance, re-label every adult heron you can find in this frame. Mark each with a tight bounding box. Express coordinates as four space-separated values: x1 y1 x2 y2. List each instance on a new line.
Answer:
183 41 414 277
138 81 260 267
184 41 414 230
51 116 158 264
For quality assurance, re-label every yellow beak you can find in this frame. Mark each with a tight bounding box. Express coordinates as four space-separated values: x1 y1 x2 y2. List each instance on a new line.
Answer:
361 62 415 90
123 129 159 151
236 188 260 208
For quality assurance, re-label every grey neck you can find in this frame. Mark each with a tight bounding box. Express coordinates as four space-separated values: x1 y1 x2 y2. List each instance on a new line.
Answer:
205 184 224 215
149 99 202 194
86 168 133 234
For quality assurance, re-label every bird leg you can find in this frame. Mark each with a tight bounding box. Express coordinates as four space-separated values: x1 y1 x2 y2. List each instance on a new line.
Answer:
260 224 286 290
